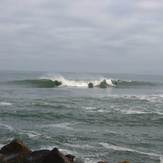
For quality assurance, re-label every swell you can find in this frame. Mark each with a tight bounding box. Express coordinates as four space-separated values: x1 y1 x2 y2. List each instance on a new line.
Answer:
112 80 156 88
7 76 158 88
10 79 62 88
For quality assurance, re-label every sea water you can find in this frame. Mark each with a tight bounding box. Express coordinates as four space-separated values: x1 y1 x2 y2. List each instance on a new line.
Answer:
0 70 163 163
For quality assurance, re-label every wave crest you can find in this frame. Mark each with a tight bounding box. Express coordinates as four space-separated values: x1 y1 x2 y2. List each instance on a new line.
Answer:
40 75 114 87
10 74 157 88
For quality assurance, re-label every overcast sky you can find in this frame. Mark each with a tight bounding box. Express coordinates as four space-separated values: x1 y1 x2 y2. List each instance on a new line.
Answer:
0 0 163 74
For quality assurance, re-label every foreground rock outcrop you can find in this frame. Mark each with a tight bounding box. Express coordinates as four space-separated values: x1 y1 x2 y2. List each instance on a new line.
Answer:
0 139 31 163
24 150 50 163
0 139 131 163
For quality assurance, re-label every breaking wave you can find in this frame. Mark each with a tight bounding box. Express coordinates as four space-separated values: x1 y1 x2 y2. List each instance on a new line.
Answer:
9 75 157 88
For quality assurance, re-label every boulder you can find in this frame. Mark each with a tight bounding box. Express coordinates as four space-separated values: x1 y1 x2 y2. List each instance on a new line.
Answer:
111 80 118 86
88 83 94 88
0 139 31 163
53 80 62 87
43 148 70 163
98 80 108 88
0 153 5 163
24 150 50 163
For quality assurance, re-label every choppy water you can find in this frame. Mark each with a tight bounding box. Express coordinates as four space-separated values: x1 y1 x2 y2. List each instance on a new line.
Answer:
0 71 163 163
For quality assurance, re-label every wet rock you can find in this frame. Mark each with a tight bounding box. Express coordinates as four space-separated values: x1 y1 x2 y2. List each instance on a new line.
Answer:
65 154 75 163
43 148 70 163
0 153 6 163
0 139 31 163
53 80 62 87
0 139 31 155
119 161 131 163
88 82 94 88
98 80 108 88
24 150 50 163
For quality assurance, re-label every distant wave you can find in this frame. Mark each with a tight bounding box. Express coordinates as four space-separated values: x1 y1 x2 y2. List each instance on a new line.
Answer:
9 75 157 88
40 75 115 87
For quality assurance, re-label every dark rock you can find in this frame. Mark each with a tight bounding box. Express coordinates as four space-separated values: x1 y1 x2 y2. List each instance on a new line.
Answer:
43 148 70 163
0 139 31 163
53 80 62 87
98 80 108 88
24 150 50 163
0 139 31 155
0 153 5 163
111 80 118 86
65 154 75 163
119 161 131 163
88 82 94 88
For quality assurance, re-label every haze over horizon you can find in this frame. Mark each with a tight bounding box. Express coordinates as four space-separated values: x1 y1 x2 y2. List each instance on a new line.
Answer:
0 0 163 74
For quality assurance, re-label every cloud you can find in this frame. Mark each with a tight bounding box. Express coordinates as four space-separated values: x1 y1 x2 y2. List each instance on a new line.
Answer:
0 0 163 73
137 0 163 10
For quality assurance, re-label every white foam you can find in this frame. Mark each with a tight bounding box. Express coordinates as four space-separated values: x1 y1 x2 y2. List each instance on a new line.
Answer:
133 95 163 103
0 102 12 106
39 145 54 150
65 143 95 150
40 146 77 156
156 112 163 115
121 109 148 115
100 143 162 158
160 157 163 163
97 109 111 113
82 106 97 110
41 122 73 130
60 148 78 155
85 158 97 163
26 131 41 138
0 123 14 131
19 130 42 138
119 108 163 115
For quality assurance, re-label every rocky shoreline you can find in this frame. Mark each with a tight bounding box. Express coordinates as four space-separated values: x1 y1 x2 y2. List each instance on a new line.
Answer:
0 139 130 163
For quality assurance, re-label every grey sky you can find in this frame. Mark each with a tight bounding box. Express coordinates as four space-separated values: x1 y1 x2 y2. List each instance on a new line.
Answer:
0 0 163 74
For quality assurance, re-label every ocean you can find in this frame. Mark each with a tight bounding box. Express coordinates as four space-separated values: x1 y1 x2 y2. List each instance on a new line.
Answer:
0 71 163 163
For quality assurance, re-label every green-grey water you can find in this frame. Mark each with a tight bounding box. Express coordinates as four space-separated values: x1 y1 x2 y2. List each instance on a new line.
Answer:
0 71 163 163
